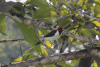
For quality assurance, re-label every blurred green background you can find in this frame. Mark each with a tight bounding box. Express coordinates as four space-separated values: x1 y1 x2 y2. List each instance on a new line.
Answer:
0 17 31 64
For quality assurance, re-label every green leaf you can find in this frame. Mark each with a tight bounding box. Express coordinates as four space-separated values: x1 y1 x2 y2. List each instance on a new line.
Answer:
0 14 6 35
12 57 22 63
67 22 78 31
62 8 70 16
78 0 84 6
13 18 49 57
78 0 88 6
77 25 83 33
11 7 22 14
59 18 72 27
95 1 100 5
10 2 23 14
9 2 25 17
92 21 100 30
93 60 98 67
0 14 6 23
39 28 48 35
89 29 100 38
94 4 100 17
94 0 100 2
13 20 42 54
0 21 6 35
58 62 71 67
41 46 48 56
70 0 76 5
71 11 76 15
23 48 34 61
50 0 57 4
43 19 53 24
26 0 51 19
63 1 70 8
33 6 51 19
45 64 56 67
68 37 73 45
77 28 92 38
85 3 94 11
26 0 46 6
58 37 62 43
70 59 80 66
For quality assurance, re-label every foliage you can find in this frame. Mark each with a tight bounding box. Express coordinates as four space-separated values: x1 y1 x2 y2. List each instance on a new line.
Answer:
93 60 98 67
0 14 6 34
0 0 100 67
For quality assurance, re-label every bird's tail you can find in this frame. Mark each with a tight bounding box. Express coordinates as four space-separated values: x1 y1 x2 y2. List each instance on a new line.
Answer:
35 42 41 45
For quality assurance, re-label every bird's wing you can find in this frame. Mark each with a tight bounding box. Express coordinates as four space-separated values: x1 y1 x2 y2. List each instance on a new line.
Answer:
44 30 57 37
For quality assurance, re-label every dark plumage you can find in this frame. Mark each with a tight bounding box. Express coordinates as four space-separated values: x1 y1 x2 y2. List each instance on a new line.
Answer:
44 30 57 37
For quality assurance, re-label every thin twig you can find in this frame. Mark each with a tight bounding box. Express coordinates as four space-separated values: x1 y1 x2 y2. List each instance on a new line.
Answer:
20 44 23 58
31 7 55 52
0 38 24 43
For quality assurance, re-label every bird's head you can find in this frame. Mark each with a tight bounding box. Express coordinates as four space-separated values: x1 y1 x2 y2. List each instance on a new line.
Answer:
57 27 63 33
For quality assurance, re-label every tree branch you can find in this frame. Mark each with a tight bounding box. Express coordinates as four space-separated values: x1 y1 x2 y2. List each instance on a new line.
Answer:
1 5 100 45
31 19 53 30
0 12 53 30
2 12 100 45
3 13 100 45
31 19 100 45
0 38 24 43
2 47 100 67
63 30 100 44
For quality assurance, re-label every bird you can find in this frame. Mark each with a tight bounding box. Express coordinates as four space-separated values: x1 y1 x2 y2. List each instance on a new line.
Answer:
35 27 63 45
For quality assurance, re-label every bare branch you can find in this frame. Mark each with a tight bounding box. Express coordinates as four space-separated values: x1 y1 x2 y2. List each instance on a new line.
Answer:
31 20 53 30
2 47 100 67
0 12 53 30
0 38 24 43
63 30 100 44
